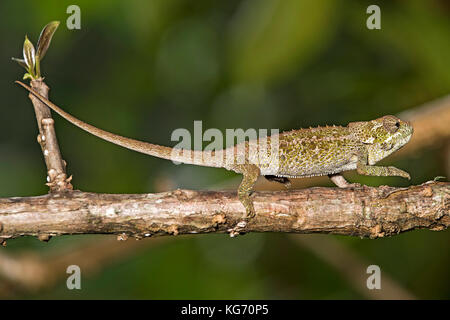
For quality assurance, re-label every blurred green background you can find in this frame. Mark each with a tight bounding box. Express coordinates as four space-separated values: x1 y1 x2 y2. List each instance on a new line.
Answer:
0 0 449 299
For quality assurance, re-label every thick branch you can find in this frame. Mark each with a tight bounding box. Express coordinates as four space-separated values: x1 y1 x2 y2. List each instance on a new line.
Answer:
0 182 448 241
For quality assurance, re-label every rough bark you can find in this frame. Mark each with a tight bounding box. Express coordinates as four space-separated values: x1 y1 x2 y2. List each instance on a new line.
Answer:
29 79 72 192
0 182 448 242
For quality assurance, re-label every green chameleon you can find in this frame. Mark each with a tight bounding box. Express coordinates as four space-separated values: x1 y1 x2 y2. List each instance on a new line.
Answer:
17 81 413 219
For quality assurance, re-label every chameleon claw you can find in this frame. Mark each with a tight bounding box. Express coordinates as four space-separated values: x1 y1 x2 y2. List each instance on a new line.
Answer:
389 167 410 180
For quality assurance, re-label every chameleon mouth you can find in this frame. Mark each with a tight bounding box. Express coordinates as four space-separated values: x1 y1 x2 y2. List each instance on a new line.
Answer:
395 130 412 152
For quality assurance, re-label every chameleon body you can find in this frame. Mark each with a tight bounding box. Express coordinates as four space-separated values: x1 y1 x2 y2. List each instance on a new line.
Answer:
17 81 413 219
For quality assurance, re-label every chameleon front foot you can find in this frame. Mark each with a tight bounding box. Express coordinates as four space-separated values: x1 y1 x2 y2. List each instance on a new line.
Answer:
389 167 411 180
357 160 411 180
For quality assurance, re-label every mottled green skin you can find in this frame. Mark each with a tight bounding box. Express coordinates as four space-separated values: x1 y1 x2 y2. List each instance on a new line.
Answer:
231 115 413 218
267 126 359 177
249 116 413 178
16 82 413 220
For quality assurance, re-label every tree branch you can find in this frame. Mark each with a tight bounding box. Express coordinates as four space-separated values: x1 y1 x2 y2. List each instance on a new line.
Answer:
0 182 448 242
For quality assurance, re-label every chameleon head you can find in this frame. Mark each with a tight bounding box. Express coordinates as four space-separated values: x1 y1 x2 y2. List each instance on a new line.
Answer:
349 115 413 165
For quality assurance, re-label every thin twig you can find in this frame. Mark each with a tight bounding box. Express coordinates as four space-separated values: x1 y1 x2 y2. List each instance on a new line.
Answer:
28 79 72 192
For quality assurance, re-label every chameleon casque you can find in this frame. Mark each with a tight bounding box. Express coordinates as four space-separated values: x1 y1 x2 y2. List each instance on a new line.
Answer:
17 81 413 219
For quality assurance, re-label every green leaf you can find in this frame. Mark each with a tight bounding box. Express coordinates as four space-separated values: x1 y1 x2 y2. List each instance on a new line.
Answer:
36 21 60 61
11 57 29 70
23 73 32 80
23 35 36 72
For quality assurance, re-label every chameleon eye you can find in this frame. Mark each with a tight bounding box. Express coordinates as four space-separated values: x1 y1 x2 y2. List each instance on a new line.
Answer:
383 116 400 133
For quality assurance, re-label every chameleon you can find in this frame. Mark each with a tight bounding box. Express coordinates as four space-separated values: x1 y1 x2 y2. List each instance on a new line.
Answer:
16 81 413 219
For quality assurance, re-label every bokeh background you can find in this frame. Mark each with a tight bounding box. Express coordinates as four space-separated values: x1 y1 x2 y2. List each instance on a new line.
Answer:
0 0 449 299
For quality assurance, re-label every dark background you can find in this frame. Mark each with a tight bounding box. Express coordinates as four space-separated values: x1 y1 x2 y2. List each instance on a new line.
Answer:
0 0 449 299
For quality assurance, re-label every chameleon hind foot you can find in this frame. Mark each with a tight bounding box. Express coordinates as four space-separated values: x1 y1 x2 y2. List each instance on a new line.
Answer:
238 185 256 219
329 173 361 188
237 165 260 219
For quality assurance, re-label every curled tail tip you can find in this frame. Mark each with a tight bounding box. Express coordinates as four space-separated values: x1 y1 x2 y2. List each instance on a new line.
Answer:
15 81 39 98
15 80 29 90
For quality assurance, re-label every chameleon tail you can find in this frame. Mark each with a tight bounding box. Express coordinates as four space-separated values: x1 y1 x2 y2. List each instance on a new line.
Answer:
15 81 223 168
